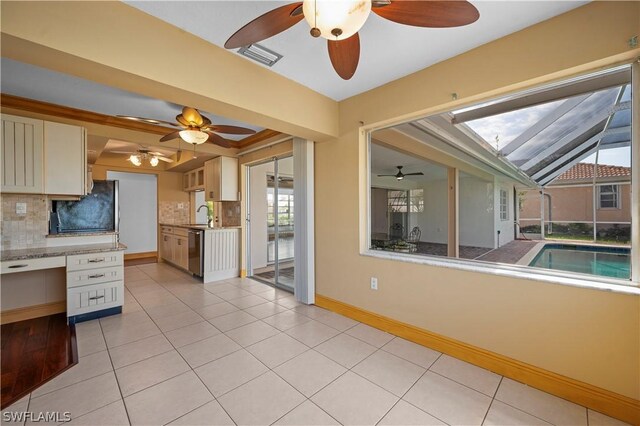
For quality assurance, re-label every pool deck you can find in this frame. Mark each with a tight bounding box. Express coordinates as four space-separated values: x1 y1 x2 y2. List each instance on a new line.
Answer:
475 240 542 265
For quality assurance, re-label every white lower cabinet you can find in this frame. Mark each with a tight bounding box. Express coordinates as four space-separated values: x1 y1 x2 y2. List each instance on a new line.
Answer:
66 249 123 319
67 281 123 317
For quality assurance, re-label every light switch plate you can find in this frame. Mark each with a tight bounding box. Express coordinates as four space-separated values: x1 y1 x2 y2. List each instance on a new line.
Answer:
16 202 27 215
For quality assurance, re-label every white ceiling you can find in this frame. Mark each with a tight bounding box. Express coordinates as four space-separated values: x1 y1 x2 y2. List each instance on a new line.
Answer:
371 142 447 181
0 58 263 141
127 1 587 101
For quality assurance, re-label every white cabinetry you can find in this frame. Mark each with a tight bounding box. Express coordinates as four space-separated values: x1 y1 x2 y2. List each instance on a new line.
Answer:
1 114 44 194
44 121 87 195
66 251 123 318
203 228 240 282
205 156 238 201
1 114 86 195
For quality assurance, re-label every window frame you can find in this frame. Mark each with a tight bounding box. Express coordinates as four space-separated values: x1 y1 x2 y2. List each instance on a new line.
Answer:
361 64 638 293
597 184 621 210
499 189 509 221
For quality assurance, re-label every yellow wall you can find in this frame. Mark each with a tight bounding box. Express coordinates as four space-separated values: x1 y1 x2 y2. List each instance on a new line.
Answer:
316 1 640 400
1 0 638 402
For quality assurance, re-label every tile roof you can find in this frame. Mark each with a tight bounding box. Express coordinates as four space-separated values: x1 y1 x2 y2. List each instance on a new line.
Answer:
555 163 631 181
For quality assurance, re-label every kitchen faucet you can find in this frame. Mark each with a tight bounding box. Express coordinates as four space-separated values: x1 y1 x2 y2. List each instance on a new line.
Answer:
197 204 214 228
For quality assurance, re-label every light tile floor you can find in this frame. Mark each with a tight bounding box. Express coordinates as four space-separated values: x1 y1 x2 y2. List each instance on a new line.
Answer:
1 262 630 426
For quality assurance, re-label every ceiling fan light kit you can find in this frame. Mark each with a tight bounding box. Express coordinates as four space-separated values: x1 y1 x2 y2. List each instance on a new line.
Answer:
179 129 209 145
118 106 256 148
225 0 479 80
302 0 371 41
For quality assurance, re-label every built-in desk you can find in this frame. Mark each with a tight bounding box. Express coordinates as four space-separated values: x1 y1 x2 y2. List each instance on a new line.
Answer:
1 243 126 324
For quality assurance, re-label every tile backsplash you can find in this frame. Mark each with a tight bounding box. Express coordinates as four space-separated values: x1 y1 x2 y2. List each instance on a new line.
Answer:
1 194 49 250
220 201 241 227
159 201 190 224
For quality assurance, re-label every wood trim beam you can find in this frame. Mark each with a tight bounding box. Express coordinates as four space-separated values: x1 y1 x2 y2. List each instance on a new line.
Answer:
315 294 640 425
238 129 284 148
0 94 281 149
1 301 66 325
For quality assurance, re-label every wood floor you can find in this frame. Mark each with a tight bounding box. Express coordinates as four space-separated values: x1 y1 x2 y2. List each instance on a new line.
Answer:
1 313 77 409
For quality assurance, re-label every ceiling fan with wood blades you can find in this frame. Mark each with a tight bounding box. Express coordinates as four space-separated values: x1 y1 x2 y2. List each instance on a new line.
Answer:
118 106 256 148
109 146 175 167
225 0 479 80
378 165 424 180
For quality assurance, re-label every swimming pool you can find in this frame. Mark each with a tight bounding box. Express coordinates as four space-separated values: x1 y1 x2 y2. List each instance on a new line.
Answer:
529 244 630 279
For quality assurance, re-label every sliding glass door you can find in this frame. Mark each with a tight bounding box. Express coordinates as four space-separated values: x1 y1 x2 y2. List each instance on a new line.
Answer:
248 156 294 291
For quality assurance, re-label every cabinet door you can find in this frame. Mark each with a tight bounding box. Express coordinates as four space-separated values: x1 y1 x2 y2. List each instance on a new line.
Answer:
161 233 174 262
220 156 239 201
1 114 44 193
44 122 86 195
175 236 189 270
67 280 123 317
205 157 221 201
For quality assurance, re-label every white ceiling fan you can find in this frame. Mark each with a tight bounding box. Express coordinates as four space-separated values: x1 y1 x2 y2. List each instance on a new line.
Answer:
109 146 174 167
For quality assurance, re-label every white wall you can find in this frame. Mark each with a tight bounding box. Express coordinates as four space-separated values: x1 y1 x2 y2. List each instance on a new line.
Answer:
459 175 495 248
416 179 449 244
106 171 157 254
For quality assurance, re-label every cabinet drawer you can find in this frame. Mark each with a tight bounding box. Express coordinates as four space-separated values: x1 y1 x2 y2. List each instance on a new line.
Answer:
173 228 189 237
161 226 174 234
67 280 123 317
66 251 123 271
1 256 66 274
67 266 123 288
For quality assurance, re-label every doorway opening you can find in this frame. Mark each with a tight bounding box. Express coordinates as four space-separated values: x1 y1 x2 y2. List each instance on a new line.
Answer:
247 156 294 291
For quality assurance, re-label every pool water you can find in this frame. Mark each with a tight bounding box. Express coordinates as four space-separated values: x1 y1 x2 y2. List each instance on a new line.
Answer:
529 244 630 279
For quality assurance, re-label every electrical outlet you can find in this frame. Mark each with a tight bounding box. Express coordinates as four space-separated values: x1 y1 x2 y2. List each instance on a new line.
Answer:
370 277 378 290
15 202 27 215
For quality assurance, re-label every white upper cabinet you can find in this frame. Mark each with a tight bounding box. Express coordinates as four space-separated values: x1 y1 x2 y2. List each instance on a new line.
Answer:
1 114 86 195
1 114 44 194
44 121 86 196
205 156 238 201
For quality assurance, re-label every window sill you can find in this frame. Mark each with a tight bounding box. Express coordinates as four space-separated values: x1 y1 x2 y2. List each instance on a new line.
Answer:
362 249 640 295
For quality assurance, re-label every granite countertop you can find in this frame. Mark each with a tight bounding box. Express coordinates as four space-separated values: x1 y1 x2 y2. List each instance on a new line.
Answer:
46 231 119 238
160 223 241 230
1 243 127 262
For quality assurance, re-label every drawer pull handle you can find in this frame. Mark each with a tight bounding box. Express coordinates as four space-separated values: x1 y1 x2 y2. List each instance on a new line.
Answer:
88 295 105 301
88 274 105 279
88 259 105 263
8 264 29 269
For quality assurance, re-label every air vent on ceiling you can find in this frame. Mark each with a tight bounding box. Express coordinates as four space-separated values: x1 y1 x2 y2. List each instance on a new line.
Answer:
238 43 282 67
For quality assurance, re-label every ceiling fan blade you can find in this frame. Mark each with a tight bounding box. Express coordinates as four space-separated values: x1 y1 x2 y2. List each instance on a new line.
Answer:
182 107 204 126
327 32 360 80
110 150 136 155
373 1 479 28
403 172 425 176
205 132 232 148
225 2 304 49
377 174 397 177
116 115 180 127
160 130 182 142
201 115 212 127
156 156 174 163
207 125 256 135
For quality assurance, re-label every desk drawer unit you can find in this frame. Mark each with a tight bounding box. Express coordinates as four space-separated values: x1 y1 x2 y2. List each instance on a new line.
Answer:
67 251 123 271
67 266 123 288
1 256 66 274
66 249 124 322
67 280 123 317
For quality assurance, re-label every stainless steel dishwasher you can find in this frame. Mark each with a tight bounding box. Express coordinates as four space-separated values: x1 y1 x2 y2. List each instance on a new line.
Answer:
188 229 204 277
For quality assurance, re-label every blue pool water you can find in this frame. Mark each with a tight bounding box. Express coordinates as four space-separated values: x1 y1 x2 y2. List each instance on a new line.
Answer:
529 244 630 279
